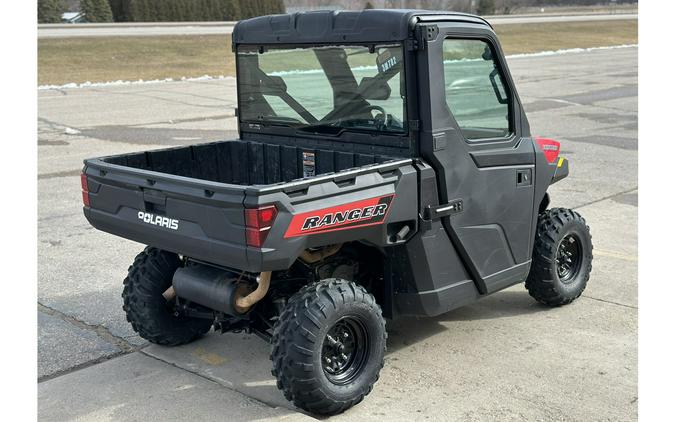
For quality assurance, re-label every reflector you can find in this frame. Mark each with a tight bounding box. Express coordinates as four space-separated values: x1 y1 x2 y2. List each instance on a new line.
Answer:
82 191 90 207
535 137 561 164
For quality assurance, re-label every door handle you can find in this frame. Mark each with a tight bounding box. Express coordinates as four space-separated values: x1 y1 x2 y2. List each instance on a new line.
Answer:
516 169 532 187
424 199 463 220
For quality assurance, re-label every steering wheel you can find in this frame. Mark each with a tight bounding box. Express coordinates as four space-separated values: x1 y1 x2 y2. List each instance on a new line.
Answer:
361 105 391 130
361 104 385 115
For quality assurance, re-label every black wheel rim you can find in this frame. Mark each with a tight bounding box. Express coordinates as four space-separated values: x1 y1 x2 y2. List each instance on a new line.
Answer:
321 316 369 385
556 233 582 283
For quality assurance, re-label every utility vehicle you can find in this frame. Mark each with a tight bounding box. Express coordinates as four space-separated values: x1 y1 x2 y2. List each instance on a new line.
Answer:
81 9 593 416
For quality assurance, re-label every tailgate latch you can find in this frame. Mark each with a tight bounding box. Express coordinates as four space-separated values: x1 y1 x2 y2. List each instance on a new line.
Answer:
143 189 167 212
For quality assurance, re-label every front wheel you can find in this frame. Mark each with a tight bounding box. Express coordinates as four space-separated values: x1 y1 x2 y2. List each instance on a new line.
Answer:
270 279 386 416
526 208 593 306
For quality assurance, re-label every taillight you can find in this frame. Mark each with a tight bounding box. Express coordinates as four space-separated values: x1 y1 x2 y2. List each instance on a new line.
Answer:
81 173 90 207
244 205 277 248
535 137 561 164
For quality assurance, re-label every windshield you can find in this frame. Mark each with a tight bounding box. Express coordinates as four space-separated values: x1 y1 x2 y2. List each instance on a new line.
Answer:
237 44 407 136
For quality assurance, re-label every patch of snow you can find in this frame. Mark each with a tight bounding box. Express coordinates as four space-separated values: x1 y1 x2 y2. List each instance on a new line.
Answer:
38 75 234 91
64 127 81 135
269 64 382 77
505 44 637 60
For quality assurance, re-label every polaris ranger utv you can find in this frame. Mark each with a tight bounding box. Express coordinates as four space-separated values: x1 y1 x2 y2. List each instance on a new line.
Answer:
81 9 593 416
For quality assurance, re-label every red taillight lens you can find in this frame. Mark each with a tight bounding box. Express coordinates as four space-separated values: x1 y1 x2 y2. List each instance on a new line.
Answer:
535 137 561 164
244 205 277 247
81 173 90 207
245 206 277 229
80 173 88 191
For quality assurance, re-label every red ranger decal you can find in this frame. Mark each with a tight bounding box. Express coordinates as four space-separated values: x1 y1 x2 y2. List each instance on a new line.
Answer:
284 195 395 238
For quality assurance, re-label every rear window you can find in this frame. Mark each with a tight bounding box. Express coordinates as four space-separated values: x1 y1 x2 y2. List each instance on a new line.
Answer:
237 44 407 136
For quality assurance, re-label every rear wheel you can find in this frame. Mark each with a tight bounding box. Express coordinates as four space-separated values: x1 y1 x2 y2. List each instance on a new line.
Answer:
270 279 386 416
526 208 593 306
122 247 213 346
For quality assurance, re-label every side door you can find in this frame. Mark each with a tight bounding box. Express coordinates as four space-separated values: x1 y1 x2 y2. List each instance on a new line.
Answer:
417 23 536 294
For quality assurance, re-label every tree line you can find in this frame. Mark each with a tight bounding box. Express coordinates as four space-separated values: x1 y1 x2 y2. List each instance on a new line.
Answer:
38 0 67 23
38 0 285 23
38 0 636 23
109 0 285 22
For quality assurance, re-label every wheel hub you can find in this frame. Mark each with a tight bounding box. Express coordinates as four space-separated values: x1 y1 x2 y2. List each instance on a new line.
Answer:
556 233 582 283
321 317 368 384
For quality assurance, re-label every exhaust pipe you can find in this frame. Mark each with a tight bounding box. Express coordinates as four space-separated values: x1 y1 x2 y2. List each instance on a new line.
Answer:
169 245 341 315
234 271 271 313
172 264 239 314
299 243 342 263
162 286 176 301
170 264 271 315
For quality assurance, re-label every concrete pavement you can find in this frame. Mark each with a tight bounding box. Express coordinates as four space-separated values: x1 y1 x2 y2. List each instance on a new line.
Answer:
37 46 638 420
38 353 313 421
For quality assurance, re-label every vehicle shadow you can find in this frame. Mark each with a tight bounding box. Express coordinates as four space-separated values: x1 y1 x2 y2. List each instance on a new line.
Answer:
385 289 549 354
432 289 550 323
39 286 551 418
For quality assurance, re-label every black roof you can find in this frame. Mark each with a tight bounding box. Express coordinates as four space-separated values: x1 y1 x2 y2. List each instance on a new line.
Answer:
232 9 490 46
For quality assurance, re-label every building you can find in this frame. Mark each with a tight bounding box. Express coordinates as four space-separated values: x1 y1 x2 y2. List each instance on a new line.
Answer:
61 12 86 24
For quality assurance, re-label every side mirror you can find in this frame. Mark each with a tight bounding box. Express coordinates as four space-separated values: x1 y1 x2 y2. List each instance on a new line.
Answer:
482 45 493 61
358 77 391 101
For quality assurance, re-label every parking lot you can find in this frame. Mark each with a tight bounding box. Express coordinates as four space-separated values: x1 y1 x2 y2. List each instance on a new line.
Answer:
38 46 637 421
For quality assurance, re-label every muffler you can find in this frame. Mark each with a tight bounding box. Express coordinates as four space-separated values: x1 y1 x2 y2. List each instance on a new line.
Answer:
171 264 270 315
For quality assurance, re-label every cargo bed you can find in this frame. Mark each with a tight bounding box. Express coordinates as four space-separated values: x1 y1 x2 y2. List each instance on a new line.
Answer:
82 138 416 272
101 138 400 186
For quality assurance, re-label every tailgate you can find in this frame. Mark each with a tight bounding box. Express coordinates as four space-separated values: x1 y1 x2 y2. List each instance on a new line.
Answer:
82 158 249 269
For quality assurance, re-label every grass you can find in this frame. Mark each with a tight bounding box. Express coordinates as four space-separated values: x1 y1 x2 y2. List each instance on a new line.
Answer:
38 35 236 85
38 20 637 86
494 20 637 55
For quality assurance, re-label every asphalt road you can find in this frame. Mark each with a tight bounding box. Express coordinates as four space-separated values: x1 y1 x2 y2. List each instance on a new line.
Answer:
38 13 637 38
37 46 638 421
